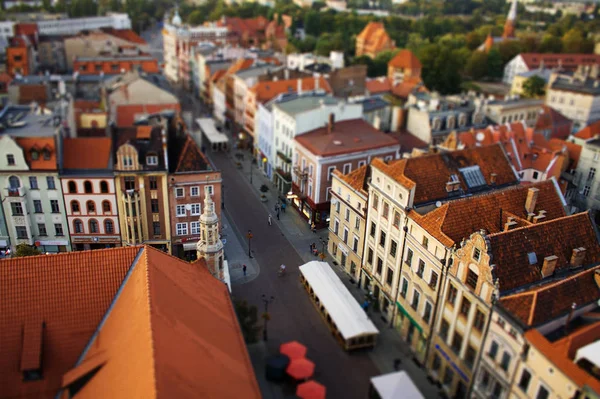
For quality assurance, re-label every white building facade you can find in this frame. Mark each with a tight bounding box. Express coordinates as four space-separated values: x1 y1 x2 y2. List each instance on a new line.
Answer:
37 13 131 36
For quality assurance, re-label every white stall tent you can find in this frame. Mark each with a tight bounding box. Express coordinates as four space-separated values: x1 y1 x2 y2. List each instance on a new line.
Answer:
196 118 229 150
370 371 424 399
575 340 600 368
299 261 379 341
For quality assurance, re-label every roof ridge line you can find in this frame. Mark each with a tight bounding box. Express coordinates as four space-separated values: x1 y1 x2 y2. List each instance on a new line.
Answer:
527 291 539 326
143 246 159 397
487 212 588 238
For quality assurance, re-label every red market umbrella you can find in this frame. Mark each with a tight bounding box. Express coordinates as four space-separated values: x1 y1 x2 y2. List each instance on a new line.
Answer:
296 380 326 399
286 358 315 380
280 341 307 360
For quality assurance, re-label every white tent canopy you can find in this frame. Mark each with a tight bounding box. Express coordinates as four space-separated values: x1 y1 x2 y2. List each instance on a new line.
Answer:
370 371 424 399
575 340 600 368
299 261 378 341
196 117 229 145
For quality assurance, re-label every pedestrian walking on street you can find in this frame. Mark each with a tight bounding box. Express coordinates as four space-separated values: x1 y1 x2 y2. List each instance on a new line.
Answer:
310 243 314 253
268 214 272 226
311 222 316 233
243 264 247 276
276 208 280 220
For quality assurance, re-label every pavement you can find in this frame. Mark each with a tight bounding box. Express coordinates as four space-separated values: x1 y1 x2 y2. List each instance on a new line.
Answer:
209 148 441 399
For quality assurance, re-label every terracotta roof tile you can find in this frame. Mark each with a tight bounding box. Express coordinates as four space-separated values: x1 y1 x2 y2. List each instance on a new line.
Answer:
250 76 331 103
62 138 112 169
0 246 260 399
335 165 369 194
366 78 392 94
0 247 140 399
15 137 57 170
488 212 600 293
520 53 600 70
373 143 518 205
413 180 566 248
294 119 399 157
391 79 426 99
174 135 211 173
388 49 422 69
357 22 385 40
534 105 573 140
575 120 600 140
101 28 147 45
500 265 600 327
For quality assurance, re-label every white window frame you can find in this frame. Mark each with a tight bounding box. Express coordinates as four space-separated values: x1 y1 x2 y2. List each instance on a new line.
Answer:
190 203 201 216
343 163 351 174
175 187 185 198
146 155 158 165
176 222 188 236
328 166 336 181
176 204 186 217
190 221 200 235
190 186 200 197
206 185 214 195
358 160 366 168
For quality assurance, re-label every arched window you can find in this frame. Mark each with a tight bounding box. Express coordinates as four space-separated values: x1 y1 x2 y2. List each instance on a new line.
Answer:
105 219 114 233
87 200 96 213
68 180 77 193
74 219 83 233
102 200 111 213
8 176 20 189
84 180 93 194
71 200 80 213
100 180 109 193
89 219 99 233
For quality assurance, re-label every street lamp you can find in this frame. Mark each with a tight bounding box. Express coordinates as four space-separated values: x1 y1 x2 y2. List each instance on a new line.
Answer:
246 230 253 258
261 294 275 341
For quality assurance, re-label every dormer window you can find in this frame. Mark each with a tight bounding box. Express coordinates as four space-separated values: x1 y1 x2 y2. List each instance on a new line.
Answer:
446 115 456 130
431 117 441 131
146 153 159 166
7 154 15 165
31 150 39 160
43 150 51 160
123 156 133 167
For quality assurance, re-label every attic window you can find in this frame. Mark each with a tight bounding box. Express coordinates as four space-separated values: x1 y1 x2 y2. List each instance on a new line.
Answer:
459 166 486 188
31 150 39 160
43 150 51 161
146 153 158 166
527 252 538 265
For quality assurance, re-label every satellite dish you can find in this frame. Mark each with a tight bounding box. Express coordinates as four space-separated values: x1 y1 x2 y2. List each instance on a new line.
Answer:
435 201 442 208
476 132 485 142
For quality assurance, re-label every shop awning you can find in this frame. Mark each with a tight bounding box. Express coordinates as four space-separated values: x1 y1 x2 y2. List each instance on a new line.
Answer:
396 302 423 334
370 371 424 399
196 118 229 145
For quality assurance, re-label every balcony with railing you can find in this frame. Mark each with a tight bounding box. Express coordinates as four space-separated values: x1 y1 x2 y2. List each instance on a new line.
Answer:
275 168 292 183
4 186 25 197
293 165 309 181
277 151 292 165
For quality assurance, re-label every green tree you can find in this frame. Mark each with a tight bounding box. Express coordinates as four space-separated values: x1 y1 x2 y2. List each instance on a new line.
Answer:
234 300 261 343
14 244 41 258
418 44 463 94
539 34 563 53
486 48 503 80
303 10 321 36
562 28 593 54
522 75 546 98
188 10 204 25
465 51 488 80
498 40 522 65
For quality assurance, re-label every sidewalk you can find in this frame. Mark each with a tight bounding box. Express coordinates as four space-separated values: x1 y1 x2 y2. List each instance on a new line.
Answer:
225 152 441 398
221 212 260 285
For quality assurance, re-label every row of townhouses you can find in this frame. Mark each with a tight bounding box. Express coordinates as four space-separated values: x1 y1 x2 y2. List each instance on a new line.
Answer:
328 143 600 398
0 112 221 259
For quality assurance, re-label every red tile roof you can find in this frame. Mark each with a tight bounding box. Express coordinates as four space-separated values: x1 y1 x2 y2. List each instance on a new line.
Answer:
388 49 421 69
488 212 600 293
391 78 426 99
250 76 332 103
366 78 392 95
0 246 260 399
534 105 573 140
174 135 210 173
101 28 147 45
500 265 600 327
15 137 57 170
334 165 369 195
575 120 600 140
519 53 600 70
294 118 399 157
62 138 112 169
525 323 600 395
414 180 566 248
372 143 518 205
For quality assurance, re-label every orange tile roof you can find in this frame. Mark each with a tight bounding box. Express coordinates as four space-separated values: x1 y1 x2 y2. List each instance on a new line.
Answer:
413 180 566 248
575 120 600 140
500 265 600 327
15 137 57 170
488 212 600 293
334 165 369 195
175 135 210 173
0 247 140 399
388 49 421 69
294 118 399 157
549 138 582 168
534 105 573 139
0 246 261 399
391 78 426 99
357 22 385 40
136 125 152 139
372 143 518 205
101 28 147 45
211 69 227 83
62 138 112 170
366 78 392 94
250 76 332 104
525 323 600 395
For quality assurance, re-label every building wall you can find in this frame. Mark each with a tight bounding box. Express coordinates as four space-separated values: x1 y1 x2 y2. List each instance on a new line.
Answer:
485 102 542 127
571 141 600 214
168 171 222 260
212 84 226 124
503 55 528 85
328 172 367 280
406 107 433 143
115 103 181 127
36 14 131 36
61 177 121 249
547 88 599 131
73 58 160 75
257 102 274 178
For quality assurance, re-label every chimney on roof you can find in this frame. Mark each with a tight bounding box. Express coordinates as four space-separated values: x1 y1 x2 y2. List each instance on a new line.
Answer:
525 187 539 215
327 113 335 133
490 173 497 185
533 210 546 223
297 78 302 95
541 255 558 278
315 74 320 91
504 217 517 231
565 302 577 334
571 247 586 267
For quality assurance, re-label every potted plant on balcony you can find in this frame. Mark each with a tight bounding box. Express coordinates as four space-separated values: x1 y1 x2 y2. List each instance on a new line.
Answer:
259 184 269 202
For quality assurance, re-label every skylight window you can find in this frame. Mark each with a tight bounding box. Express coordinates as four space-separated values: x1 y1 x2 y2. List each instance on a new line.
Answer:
459 166 486 188
527 252 538 265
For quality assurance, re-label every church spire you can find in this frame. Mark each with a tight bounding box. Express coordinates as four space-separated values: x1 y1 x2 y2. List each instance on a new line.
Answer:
503 0 517 38
196 187 224 281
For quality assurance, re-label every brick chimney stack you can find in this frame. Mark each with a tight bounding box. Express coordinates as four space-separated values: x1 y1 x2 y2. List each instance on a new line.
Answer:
541 255 558 277
525 187 539 215
490 173 497 185
571 247 586 267
327 113 335 133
